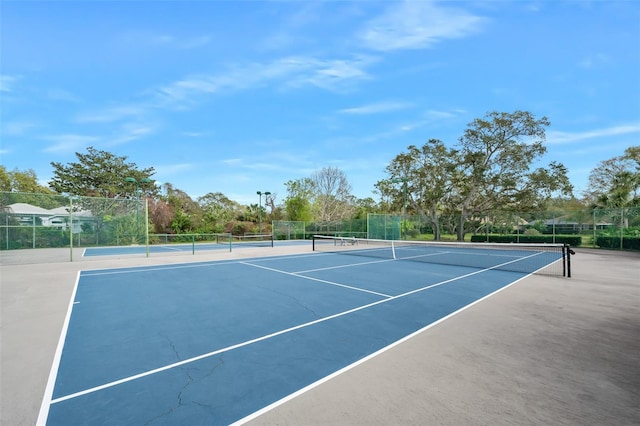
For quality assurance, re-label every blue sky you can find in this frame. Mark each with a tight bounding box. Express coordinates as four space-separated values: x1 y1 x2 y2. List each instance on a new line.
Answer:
1 1 639 205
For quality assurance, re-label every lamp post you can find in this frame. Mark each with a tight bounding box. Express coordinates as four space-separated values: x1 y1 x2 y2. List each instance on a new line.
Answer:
256 191 271 235
125 177 152 239
390 177 409 240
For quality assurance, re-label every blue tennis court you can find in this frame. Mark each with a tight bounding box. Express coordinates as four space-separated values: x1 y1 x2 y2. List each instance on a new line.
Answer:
38 246 563 425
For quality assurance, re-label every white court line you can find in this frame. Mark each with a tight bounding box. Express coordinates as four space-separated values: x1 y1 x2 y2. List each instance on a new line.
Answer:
44 251 546 409
79 252 328 276
240 261 393 298
37 271 82 426
294 257 396 273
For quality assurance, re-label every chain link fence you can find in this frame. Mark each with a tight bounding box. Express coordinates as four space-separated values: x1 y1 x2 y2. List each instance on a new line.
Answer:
1 191 148 253
273 219 367 240
3 191 638 254
366 208 640 250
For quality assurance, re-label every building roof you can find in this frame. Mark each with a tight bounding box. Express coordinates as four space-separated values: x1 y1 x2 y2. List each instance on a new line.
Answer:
7 203 92 217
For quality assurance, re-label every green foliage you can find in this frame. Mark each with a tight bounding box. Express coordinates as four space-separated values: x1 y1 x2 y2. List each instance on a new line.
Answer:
596 236 640 250
470 234 582 246
0 166 54 194
586 146 640 209
284 179 314 222
49 146 156 198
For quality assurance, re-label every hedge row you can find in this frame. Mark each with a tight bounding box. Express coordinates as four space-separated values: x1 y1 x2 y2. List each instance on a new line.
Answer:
470 234 582 246
596 236 640 250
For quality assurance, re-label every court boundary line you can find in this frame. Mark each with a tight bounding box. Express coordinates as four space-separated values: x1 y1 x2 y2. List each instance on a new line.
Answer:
36 271 82 426
78 252 336 276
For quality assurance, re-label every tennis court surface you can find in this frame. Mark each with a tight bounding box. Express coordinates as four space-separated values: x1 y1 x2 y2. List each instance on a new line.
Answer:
2 242 638 425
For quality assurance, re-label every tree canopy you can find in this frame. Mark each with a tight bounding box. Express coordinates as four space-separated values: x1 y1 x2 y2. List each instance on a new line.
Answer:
49 147 156 198
377 111 574 240
587 145 640 208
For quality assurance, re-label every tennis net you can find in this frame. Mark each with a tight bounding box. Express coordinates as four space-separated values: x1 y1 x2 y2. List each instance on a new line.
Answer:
232 234 274 248
312 235 572 277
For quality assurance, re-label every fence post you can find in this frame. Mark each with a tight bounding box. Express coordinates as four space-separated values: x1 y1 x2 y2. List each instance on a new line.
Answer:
69 197 73 262
145 199 150 257
592 209 596 248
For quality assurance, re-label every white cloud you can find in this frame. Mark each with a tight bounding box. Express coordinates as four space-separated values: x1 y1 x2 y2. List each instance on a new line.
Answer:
108 125 155 146
118 31 212 50
154 163 195 176
2 121 38 136
579 53 611 69
547 124 640 144
76 105 148 123
339 101 413 115
358 0 486 51
0 75 21 92
47 88 81 103
155 55 377 105
42 134 101 153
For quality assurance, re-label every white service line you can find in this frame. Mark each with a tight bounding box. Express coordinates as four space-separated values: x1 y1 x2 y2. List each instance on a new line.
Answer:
240 261 393 298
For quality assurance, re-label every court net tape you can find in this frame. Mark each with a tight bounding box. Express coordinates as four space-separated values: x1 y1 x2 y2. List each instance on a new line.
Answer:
312 235 572 277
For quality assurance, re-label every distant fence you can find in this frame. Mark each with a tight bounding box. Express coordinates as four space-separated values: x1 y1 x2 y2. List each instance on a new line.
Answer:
3 192 638 256
1 191 148 256
272 219 367 240
367 208 640 250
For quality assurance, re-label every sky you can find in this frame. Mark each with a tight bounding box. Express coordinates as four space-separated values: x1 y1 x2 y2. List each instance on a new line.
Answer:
1 1 639 206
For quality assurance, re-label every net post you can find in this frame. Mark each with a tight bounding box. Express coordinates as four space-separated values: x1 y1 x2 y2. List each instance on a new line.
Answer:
562 244 566 277
145 199 150 258
312 235 316 251
566 244 572 278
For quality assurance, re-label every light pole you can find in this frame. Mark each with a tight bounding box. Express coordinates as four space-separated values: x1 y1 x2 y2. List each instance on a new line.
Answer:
126 177 152 239
256 191 271 235
390 177 409 240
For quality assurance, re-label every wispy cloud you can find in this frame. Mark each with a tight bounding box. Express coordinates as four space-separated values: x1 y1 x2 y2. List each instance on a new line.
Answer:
155 34 212 50
0 75 21 92
42 134 101 153
107 124 155 146
547 124 640 144
118 31 212 50
2 121 38 136
578 53 610 69
155 55 377 106
154 163 195 176
358 0 487 51
339 101 413 115
397 108 465 132
47 88 81 103
76 105 148 123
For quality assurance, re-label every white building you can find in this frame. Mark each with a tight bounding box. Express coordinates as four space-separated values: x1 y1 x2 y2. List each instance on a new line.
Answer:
5 203 94 233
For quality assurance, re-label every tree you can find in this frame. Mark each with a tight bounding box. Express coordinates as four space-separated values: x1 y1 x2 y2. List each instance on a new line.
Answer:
377 139 458 240
0 166 55 193
452 110 572 240
586 145 640 209
352 197 379 220
284 178 314 221
198 192 242 232
310 166 354 221
164 183 202 233
49 146 156 198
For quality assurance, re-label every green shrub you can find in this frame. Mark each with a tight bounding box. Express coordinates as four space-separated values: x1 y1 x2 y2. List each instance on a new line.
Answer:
470 234 582 246
596 236 640 250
